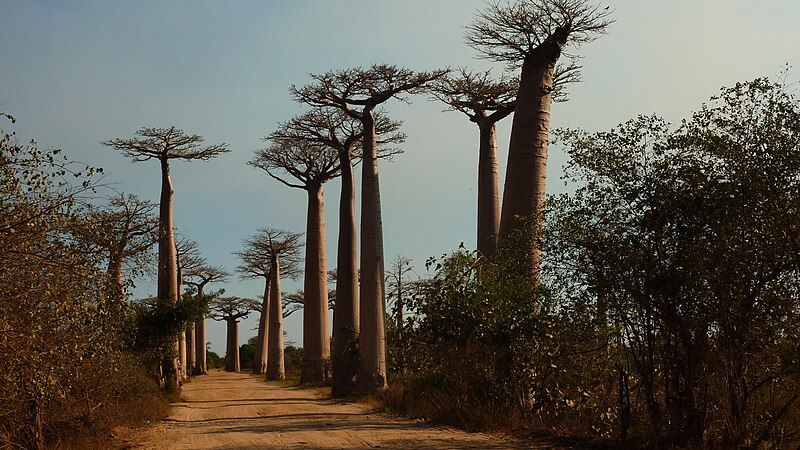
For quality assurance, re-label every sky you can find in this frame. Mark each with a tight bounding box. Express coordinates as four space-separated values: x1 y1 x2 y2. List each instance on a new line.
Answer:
2 0 799 354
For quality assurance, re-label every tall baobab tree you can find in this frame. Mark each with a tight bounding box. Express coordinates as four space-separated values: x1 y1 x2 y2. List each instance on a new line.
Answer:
268 109 404 395
431 69 517 258
466 0 612 282
184 265 229 375
208 296 254 372
102 127 230 391
235 228 303 377
250 138 340 384
291 64 447 393
78 194 158 306
176 236 205 379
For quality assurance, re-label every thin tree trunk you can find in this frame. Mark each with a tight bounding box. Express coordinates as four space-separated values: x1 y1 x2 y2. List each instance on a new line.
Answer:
24 397 44 450
194 285 207 375
477 119 501 259
300 185 331 384
332 149 359 396
253 277 271 374
157 157 181 391
498 31 566 284
186 323 195 377
357 111 388 394
178 331 187 380
107 251 126 307
266 255 285 380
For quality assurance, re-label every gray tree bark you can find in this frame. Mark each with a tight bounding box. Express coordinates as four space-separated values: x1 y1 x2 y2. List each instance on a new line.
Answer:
266 256 285 380
253 278 271 374
300 185 331 384
357 111 388 394
332 149 359 396
157 158 181 391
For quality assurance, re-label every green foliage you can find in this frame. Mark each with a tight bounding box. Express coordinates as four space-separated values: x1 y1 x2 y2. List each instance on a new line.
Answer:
239 336 258 370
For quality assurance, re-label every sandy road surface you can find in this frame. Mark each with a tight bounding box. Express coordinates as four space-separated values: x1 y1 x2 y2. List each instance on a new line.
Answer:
127 370 552 449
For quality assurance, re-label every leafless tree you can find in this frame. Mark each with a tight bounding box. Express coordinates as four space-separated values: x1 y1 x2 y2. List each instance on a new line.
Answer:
249 136 340 384
174 235 207 378
208 296 254 373
184 265 229 375
291 64 447 393
431 69 518 258
102 126 230 391
77 194 158 306
466 0 612 282
234 228 302 378
270 108 403 395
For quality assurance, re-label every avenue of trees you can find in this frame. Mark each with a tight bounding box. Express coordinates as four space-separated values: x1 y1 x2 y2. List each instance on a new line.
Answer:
3 0 800 448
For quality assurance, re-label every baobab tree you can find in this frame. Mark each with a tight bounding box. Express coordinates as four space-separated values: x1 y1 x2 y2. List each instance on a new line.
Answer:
249 137 340 384
175 236 205 378
234 228 302 377
291 64 447 393
268 108 404 395
78 194 158 306
208 296 254 372
431 69 517 258
102 127 230 391
466 0 611 281
184 265 229 375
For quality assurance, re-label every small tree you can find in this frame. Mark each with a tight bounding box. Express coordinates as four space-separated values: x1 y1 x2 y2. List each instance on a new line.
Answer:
466 0 611 282
234 228 303 378
103 127 230 391
184 265 229 375
431 69 516 258
175 235 206 379
208 296 254 372
249 138 339 384
77 194 158 306
291 64 447 393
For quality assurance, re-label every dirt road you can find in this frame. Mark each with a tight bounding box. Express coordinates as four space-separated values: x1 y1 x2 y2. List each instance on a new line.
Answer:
127 370 551 449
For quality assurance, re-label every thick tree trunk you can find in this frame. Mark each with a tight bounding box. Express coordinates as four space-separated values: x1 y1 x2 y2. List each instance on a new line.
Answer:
498 33 566 284
300 185 331 384
186 323 195 377
225 319 240 372
357 111 388 394
266 256 285 380
253 277 271 374
157 158 181 391
332 149 359 397
194 285 207 375
476 119 501 259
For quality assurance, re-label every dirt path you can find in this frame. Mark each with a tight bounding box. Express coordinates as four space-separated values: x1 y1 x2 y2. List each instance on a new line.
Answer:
126 370 552 449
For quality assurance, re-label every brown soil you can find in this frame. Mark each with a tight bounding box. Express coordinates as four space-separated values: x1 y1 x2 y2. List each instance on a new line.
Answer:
123 370 554 449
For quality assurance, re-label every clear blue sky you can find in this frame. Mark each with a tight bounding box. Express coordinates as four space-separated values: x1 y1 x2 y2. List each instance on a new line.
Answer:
2 0 798 354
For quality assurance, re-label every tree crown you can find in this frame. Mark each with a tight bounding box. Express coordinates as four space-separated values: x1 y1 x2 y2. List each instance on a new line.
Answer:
101 126 231 163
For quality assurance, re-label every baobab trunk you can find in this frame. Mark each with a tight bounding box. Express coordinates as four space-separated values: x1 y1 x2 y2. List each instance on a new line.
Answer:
477 119 501 259
186 323 195 377
157 157 181 391
332 149 359 396
253 278 271 374
107 251 126 307
498 29 567 284
178 333 187 380
266 256 285 380
357 111 388 393
225 319 240 372
300 185 331 384
194 285 207 375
